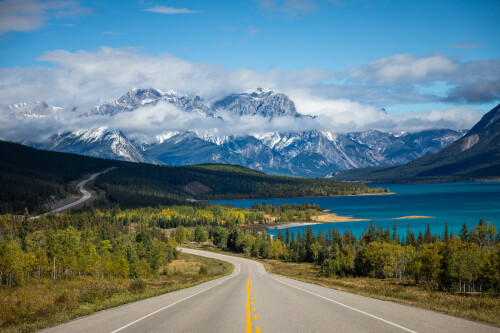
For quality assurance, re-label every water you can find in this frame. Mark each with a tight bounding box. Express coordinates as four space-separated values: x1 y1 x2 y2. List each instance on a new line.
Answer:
212 182 500 239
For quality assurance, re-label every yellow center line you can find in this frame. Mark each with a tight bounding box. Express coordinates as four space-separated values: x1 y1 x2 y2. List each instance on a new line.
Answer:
246 275 252 333
247 275 261 333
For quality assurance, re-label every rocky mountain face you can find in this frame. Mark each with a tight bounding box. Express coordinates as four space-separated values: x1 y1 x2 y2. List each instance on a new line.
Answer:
213 88 303 118
145 128 465 177
8 88 467 177
87 88 218 118
38 127 152 163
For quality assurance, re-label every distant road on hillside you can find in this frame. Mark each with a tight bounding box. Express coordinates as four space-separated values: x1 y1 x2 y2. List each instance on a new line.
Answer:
47 169 110 214
41 248 499 333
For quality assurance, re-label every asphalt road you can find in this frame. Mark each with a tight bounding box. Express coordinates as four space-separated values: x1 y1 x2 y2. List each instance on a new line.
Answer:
40 248 499 333
48 170 109 214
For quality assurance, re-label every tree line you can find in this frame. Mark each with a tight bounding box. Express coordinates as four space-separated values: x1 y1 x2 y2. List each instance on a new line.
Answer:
202 219 499 294
0 209 177 287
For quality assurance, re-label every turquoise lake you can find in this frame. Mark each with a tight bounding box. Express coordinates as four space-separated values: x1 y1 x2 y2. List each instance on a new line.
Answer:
212 182 500 239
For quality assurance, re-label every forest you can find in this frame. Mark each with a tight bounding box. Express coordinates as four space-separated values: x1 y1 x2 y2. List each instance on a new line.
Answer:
2 202 497 295
0 140 386 215
208 219 500 294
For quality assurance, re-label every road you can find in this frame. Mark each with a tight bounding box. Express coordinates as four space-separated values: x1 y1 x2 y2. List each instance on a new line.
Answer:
40 248 499 333
47 170 110 214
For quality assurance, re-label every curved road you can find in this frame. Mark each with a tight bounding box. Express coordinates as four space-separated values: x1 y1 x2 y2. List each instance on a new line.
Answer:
40 248 498 333
48 170 109 214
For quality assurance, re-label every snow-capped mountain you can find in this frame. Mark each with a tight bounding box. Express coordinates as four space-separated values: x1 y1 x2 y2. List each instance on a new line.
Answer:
347 129 468 165
9 101 62 119
39 127 152 163
87 88 218 118
144 129 465 177
6 88 467 177
212 88 303 118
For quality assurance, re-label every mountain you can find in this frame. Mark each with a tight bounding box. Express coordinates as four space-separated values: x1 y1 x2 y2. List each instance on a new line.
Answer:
143 129 465 177
346 129 468 165
87 88 218 118
38 127 152 163
9 101 62 119
212 88 303 118
6 88 467 177
332 104 500 182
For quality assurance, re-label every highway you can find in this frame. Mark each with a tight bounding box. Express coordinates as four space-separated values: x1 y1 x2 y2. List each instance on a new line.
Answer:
40 248 499 333
46 170 110 214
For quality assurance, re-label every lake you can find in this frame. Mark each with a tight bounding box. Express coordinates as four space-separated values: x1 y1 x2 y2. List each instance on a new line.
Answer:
212 182 500 239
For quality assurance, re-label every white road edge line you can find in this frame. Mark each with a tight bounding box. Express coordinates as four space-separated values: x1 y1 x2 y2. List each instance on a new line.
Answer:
266 274 417 333
109 263 240 333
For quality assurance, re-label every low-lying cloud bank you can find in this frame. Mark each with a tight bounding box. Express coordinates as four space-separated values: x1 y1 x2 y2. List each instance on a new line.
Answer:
0 47 497 142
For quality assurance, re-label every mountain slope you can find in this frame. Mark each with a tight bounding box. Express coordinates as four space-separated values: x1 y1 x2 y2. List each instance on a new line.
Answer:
39 127 152 163
332 104 500 182
0 140 386 214
143 129 465 177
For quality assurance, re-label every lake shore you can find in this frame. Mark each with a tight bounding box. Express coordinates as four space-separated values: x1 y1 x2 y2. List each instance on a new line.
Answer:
263 213 436 230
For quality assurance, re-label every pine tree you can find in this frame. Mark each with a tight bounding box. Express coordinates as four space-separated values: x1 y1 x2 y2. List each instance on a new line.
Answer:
460 223 469 242
424 224 432 243
443 221 449 243
392 219 398 240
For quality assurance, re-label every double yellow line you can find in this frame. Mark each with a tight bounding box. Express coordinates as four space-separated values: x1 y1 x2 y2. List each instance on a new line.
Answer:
246 275 260 333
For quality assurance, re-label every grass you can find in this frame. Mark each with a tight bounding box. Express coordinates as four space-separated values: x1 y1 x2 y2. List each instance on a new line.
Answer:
0 253 233 333
261 259 500 327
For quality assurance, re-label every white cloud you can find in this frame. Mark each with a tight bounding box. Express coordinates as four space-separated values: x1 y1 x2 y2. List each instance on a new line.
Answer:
0 47 494 143
0 0 87 34
347 53 458 84
144 6 199 14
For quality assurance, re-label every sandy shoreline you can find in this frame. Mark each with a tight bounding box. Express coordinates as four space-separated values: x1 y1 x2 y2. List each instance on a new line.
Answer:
262 213 434 230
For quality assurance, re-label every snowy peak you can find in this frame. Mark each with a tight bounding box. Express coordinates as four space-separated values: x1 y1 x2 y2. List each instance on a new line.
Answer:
43 127 150 163
213 88 302 119
88 88 217 118
9 101 61 119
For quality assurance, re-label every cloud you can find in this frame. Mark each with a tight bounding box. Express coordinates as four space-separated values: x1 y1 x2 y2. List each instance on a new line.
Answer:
0 47 495 143
346 53 458 84
0 0 87 34
450 43 482 49
144 6 199 14
445 79 500 104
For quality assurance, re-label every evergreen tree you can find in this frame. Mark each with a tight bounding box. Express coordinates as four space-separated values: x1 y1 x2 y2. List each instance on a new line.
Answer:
392 220 398 241
443 221 449 243
424 224 432 244
460 223 469 242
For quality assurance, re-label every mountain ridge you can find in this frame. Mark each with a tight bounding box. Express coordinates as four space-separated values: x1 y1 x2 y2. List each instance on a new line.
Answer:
5 88 469 177
332 103 500 182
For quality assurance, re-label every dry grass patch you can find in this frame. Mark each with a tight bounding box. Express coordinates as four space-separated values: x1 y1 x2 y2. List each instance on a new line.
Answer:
0 253 232 333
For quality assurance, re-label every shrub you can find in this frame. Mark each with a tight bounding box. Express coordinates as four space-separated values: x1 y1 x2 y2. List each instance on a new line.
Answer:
128 278 147 294
198 266 209 276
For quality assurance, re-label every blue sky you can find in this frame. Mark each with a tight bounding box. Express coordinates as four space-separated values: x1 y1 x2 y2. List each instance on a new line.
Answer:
2 0 499 71
1 0 500 136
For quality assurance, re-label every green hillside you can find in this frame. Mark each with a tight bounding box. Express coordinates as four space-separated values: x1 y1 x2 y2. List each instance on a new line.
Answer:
0 141 385 214
0 141 119 214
